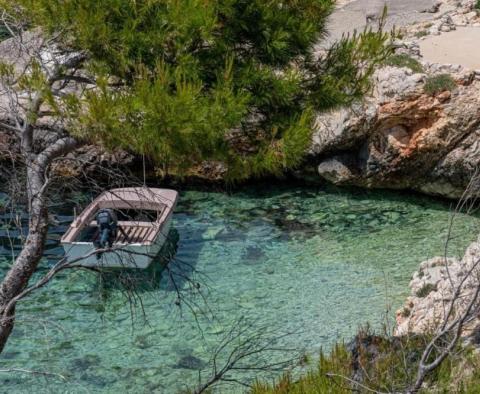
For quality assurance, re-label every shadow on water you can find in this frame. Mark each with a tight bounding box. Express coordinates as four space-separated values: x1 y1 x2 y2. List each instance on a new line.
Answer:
95 224 208 297
96 229 181 293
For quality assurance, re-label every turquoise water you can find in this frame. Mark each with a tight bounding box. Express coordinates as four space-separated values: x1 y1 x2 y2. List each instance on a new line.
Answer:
0 185 479 393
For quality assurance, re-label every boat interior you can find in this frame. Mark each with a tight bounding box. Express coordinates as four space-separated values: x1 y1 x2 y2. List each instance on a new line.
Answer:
61 188 177 246
77 208 164 244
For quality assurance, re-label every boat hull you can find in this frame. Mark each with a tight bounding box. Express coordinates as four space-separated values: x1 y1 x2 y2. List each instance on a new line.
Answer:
61 215 172 269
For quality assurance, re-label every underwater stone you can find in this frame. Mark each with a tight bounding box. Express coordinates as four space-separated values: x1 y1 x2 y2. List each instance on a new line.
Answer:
80 373 110 388
1 351 20 359
134 335 150 349
202 226 224 240
243 246 265 263
214 227 246 242
71 354 101 371
175 355 206 370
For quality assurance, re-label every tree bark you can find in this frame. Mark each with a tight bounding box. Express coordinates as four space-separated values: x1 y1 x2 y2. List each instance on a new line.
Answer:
0 162 49 353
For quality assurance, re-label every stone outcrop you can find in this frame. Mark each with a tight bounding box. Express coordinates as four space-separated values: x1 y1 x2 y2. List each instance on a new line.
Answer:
396 237 480 336
311 0 480 199
311 64 480 198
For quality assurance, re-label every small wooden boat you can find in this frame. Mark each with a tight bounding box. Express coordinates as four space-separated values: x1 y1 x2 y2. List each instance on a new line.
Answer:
61 187 178 268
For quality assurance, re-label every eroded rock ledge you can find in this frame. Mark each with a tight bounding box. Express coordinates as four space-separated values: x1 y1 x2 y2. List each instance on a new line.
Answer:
395 237 480 336
311 64 480 198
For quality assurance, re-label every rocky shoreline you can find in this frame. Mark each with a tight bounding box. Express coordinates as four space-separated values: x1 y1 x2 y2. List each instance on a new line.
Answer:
311 63 480 199
311 0 480 200
395 236 480 338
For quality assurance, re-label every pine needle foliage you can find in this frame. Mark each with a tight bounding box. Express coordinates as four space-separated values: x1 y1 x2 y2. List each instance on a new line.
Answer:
1 0 391 180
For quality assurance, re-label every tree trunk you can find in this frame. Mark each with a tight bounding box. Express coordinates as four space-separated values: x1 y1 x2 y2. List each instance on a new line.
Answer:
0 164 49 353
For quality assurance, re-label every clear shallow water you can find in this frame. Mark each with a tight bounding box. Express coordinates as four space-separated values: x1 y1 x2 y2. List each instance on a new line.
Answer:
0 185 479 393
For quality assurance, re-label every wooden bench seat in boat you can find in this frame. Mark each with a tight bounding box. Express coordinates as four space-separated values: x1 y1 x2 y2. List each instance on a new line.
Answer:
86 221 160 244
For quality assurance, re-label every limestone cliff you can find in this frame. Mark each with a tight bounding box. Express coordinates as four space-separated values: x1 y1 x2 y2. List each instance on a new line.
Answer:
311 64 480 198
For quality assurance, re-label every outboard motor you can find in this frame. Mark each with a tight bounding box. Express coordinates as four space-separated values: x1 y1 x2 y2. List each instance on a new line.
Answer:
94 209 118 258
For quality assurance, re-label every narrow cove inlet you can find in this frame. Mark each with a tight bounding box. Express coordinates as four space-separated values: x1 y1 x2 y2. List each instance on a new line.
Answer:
0 185 479 393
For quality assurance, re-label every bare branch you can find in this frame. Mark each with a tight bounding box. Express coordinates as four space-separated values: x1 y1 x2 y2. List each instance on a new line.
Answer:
0 368 66 381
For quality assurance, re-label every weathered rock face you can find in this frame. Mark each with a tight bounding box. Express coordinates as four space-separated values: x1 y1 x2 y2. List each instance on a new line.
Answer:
395 237 480 336
311 65 480 198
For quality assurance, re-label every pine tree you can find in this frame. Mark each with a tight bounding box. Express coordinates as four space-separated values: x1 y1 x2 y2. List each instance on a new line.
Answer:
1 0 390 180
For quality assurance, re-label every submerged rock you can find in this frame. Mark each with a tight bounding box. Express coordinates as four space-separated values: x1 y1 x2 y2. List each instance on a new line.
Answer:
214 226 247 242
242 245 265 263
71 354 102 372
174 355 207 370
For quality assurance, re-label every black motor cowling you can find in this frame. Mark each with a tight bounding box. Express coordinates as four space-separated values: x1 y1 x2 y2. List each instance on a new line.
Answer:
94 209 118 249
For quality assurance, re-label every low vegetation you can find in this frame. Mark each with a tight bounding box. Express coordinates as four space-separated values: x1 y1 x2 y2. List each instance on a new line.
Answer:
475 0 480 11
385 53 424 73
424 74 456 95
415 30 429 39
252 329 480 393
416 283 437 298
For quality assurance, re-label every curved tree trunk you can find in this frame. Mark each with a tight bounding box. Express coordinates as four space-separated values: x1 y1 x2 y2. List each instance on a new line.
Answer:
0 163 49 353
0 134 79 353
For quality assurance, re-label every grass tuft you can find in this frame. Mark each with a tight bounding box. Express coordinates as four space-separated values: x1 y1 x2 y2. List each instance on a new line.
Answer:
415 30 429 39
416 283 437 298
384 54 424 73
424 74 456 96
401 307 411 318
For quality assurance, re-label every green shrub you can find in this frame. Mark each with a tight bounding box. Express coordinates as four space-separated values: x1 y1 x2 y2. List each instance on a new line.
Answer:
252 329 437 394
424 74 456 95
251 328 480 394
475 0 480 10
384 54 424 73
416 283 437 298
415 30 428 38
